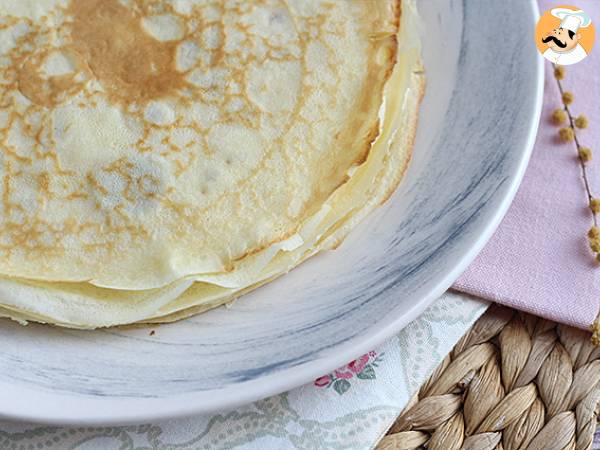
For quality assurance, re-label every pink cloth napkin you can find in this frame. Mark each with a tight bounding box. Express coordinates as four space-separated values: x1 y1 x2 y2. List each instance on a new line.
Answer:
453 0 600 330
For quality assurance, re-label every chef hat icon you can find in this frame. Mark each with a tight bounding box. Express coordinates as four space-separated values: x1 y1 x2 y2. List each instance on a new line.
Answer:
551 8 592 33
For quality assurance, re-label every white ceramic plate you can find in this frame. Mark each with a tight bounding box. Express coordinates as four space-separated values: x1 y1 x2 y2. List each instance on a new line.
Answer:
0 0 543 425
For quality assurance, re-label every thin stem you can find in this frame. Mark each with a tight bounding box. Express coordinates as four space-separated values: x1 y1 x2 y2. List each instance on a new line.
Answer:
554 65 597 227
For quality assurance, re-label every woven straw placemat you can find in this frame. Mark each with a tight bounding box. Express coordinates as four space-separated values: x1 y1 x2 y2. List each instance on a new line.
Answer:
376 305 600 450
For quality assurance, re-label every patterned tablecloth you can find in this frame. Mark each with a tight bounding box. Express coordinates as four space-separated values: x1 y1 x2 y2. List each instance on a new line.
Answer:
0 292 489 450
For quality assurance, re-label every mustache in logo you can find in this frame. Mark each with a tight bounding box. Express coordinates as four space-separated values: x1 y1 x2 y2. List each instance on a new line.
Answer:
542 35 567 48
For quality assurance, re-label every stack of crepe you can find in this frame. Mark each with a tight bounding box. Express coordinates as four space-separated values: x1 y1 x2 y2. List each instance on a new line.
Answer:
0 0 424 328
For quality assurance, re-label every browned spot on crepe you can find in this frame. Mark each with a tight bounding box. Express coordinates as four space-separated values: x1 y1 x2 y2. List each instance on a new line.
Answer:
18 49 90 107
68 0 187 105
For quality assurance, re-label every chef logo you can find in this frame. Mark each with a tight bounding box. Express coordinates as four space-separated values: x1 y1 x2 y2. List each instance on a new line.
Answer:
535 5 595 65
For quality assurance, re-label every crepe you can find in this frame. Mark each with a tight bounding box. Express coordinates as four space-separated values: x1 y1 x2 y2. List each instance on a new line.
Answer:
0 0 424 328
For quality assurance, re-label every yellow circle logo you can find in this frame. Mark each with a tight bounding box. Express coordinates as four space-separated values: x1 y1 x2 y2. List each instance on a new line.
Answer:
535 5 595 65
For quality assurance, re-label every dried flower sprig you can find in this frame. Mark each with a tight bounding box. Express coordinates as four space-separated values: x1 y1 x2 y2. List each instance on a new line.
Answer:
552 65 597 233
552 108 567 125
575 115 588 129
579 147 592 162
592 320 600 346
552 65 599 344
554 65 565 80
558 127 574 142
